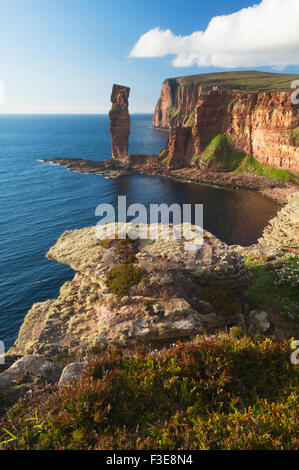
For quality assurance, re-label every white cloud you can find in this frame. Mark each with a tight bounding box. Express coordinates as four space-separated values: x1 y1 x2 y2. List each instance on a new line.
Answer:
129 0 299 69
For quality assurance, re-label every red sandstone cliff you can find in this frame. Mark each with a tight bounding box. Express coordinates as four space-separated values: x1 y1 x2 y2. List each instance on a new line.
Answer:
153 72 299 172
109 84 130 160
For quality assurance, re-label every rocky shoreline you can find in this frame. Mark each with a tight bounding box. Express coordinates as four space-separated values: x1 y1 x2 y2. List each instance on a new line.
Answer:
43 156 298 205
41 78 299 206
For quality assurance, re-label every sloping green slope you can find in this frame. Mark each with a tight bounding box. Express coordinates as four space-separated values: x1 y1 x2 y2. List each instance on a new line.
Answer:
165 71 299 92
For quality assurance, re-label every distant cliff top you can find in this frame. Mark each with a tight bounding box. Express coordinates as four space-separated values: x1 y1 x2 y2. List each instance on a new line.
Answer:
163 71 299 91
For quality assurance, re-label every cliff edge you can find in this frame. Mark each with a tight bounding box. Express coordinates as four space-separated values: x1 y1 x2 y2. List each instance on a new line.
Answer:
9 225 252 359
154 71 299 172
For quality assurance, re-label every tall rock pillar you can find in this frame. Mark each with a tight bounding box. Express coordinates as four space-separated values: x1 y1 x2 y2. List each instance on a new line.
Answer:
109 84 130 160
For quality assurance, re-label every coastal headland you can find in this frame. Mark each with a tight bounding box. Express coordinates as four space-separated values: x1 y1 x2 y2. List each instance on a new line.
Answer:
1 72 298 450
43 71 299 205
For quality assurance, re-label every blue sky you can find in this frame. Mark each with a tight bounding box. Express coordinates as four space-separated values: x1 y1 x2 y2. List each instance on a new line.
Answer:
0 0 298 113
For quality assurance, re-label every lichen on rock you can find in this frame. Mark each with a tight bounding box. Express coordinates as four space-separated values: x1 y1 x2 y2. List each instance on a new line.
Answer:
9 223 252 359
9 199 299 359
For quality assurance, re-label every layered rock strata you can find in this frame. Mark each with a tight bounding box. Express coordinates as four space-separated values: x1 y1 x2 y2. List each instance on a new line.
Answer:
109 84 130 160
154 74 299 172
42 77 298 203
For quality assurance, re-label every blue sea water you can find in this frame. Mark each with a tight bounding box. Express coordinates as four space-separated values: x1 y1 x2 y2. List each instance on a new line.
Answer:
0 114 278 349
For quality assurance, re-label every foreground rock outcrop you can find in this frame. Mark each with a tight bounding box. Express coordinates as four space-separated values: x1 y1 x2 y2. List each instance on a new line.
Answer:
154 71 299 172
0 355 61 404
0 356 61 390
8 224 252 359
58 362 86 387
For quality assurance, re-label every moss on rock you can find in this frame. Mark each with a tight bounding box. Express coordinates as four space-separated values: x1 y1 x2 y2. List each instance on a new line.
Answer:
105 263 144 296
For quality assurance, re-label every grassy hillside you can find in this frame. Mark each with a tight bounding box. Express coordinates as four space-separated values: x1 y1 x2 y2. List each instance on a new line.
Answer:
165 71 299 92
193 134 298 183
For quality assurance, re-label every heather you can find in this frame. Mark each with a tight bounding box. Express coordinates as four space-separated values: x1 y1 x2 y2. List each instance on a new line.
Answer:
1 332 298 450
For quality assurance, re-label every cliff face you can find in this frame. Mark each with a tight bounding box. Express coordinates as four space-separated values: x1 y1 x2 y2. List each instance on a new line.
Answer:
109 84 130 160
154 73 299 172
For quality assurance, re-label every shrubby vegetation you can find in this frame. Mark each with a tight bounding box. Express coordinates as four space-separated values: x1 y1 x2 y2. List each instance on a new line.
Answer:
274 256 299 289
106 263 144 296
246 255 299 322
199 134 244 170
0 333 298 450
101 237 144 296
202 281 241 316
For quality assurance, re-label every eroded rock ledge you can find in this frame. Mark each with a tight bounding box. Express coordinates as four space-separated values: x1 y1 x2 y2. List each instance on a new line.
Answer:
9 224 252 360
235 191 299 258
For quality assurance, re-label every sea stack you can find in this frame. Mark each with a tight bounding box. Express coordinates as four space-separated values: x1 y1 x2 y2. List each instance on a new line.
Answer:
109 84 130 160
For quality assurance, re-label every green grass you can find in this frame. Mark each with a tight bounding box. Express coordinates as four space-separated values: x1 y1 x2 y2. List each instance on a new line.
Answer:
200 134 244 170
1 333 298 450
183 113 195 127
234 154 295 182
196 133 297 182
164 71 299 92
201 134 228 161
169 107 180 118
246 256 299 323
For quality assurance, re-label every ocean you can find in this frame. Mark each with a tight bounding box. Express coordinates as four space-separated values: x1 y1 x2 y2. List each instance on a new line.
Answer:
0 114 278 349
